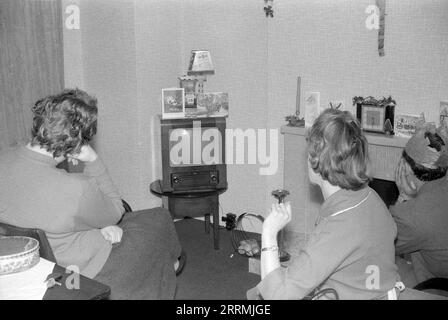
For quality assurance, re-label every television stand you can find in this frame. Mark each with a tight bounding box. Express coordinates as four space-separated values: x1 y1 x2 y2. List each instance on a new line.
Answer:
150 179 227 250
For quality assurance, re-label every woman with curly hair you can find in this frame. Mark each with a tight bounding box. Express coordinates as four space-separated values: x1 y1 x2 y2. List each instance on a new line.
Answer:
0 89 183 299
248 108 401 300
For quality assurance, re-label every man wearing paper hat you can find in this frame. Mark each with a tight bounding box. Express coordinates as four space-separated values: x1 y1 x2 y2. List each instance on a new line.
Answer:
391 123 448 287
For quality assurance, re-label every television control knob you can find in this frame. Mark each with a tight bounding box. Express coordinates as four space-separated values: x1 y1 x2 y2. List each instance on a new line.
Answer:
210 175 217 182
173 176 180 184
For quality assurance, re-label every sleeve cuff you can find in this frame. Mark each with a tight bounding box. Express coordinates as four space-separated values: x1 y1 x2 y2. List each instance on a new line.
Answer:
256 267 287 300
83 158 107 177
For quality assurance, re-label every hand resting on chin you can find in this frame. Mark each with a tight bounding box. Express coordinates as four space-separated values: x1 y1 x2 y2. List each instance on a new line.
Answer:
67 144 98 165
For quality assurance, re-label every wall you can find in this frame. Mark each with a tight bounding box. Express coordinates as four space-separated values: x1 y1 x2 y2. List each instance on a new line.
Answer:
173 0 448 226
62 0 271 217
134 0 189 209
269 0 448 121
268 0 448 229
174 0 270 219
132 0 270 216
63 0 156 209
61 0 448 226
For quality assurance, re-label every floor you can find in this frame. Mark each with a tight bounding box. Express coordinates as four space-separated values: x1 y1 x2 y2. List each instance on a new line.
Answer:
172 218 448 300
174 218 259 300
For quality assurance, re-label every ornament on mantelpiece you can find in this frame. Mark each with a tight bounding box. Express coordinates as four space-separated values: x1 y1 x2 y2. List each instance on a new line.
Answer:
384 118 393 135
179 75 198 108
285 76 305 127
329 102 342 110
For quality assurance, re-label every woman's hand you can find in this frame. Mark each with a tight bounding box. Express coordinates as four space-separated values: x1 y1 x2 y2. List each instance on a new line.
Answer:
260 202 291 279
263 202 292 238
395 158 418 200
100 225 123 244
68 145 98 165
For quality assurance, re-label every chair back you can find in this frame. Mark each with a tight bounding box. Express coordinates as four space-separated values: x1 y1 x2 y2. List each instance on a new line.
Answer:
414 278 448 297
0 222 57 263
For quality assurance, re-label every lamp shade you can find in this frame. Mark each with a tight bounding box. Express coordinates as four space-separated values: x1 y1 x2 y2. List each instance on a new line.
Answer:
187 50 215 75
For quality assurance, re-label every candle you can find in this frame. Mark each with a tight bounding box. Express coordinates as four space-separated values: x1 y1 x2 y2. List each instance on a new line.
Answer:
296 76 301 116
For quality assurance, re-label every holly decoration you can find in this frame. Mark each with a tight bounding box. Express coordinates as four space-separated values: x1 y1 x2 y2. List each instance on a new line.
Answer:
352 96 396 107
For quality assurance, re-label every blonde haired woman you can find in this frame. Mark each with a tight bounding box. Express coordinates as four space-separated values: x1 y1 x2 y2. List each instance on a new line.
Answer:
248 109 401 300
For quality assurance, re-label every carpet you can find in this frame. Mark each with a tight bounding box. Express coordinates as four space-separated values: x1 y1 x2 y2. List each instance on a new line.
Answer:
174 218 259 300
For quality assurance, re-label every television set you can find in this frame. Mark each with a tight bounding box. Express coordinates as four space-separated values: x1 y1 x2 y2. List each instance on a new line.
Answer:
160 117 227 192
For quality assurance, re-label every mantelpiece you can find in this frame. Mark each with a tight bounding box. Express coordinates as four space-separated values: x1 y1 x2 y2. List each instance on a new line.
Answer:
281 125 408 255
281 125 408 148
281 125 408 180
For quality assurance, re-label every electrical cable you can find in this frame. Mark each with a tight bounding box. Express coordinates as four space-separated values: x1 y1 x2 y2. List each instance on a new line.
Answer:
303 288 339 300
231 212 264 257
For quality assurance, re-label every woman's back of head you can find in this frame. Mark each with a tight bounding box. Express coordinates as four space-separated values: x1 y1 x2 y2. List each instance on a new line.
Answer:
307 108 371 190
30 88 98 158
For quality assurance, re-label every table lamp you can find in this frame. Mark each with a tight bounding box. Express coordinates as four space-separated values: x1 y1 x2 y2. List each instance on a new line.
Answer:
187 50 214 94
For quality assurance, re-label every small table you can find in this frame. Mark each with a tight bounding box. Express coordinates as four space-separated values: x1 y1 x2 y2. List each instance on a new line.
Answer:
43 264 110 300
150 179 226 250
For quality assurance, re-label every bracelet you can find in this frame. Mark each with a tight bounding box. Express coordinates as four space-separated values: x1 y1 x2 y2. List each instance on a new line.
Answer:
261 245 279 252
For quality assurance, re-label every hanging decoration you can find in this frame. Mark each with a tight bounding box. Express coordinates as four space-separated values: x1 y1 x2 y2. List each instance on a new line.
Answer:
376 0 386 56
264 0 274 18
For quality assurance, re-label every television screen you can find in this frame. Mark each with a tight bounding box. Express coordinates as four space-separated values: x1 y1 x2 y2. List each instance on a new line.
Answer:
168 127 222 167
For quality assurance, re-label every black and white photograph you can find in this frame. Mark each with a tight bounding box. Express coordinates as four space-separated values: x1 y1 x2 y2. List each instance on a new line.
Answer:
1 0 448 308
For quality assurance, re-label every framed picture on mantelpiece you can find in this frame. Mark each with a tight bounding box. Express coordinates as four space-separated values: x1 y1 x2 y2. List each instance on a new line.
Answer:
162 88 185 119
354 96 396 135
360 104 386 133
